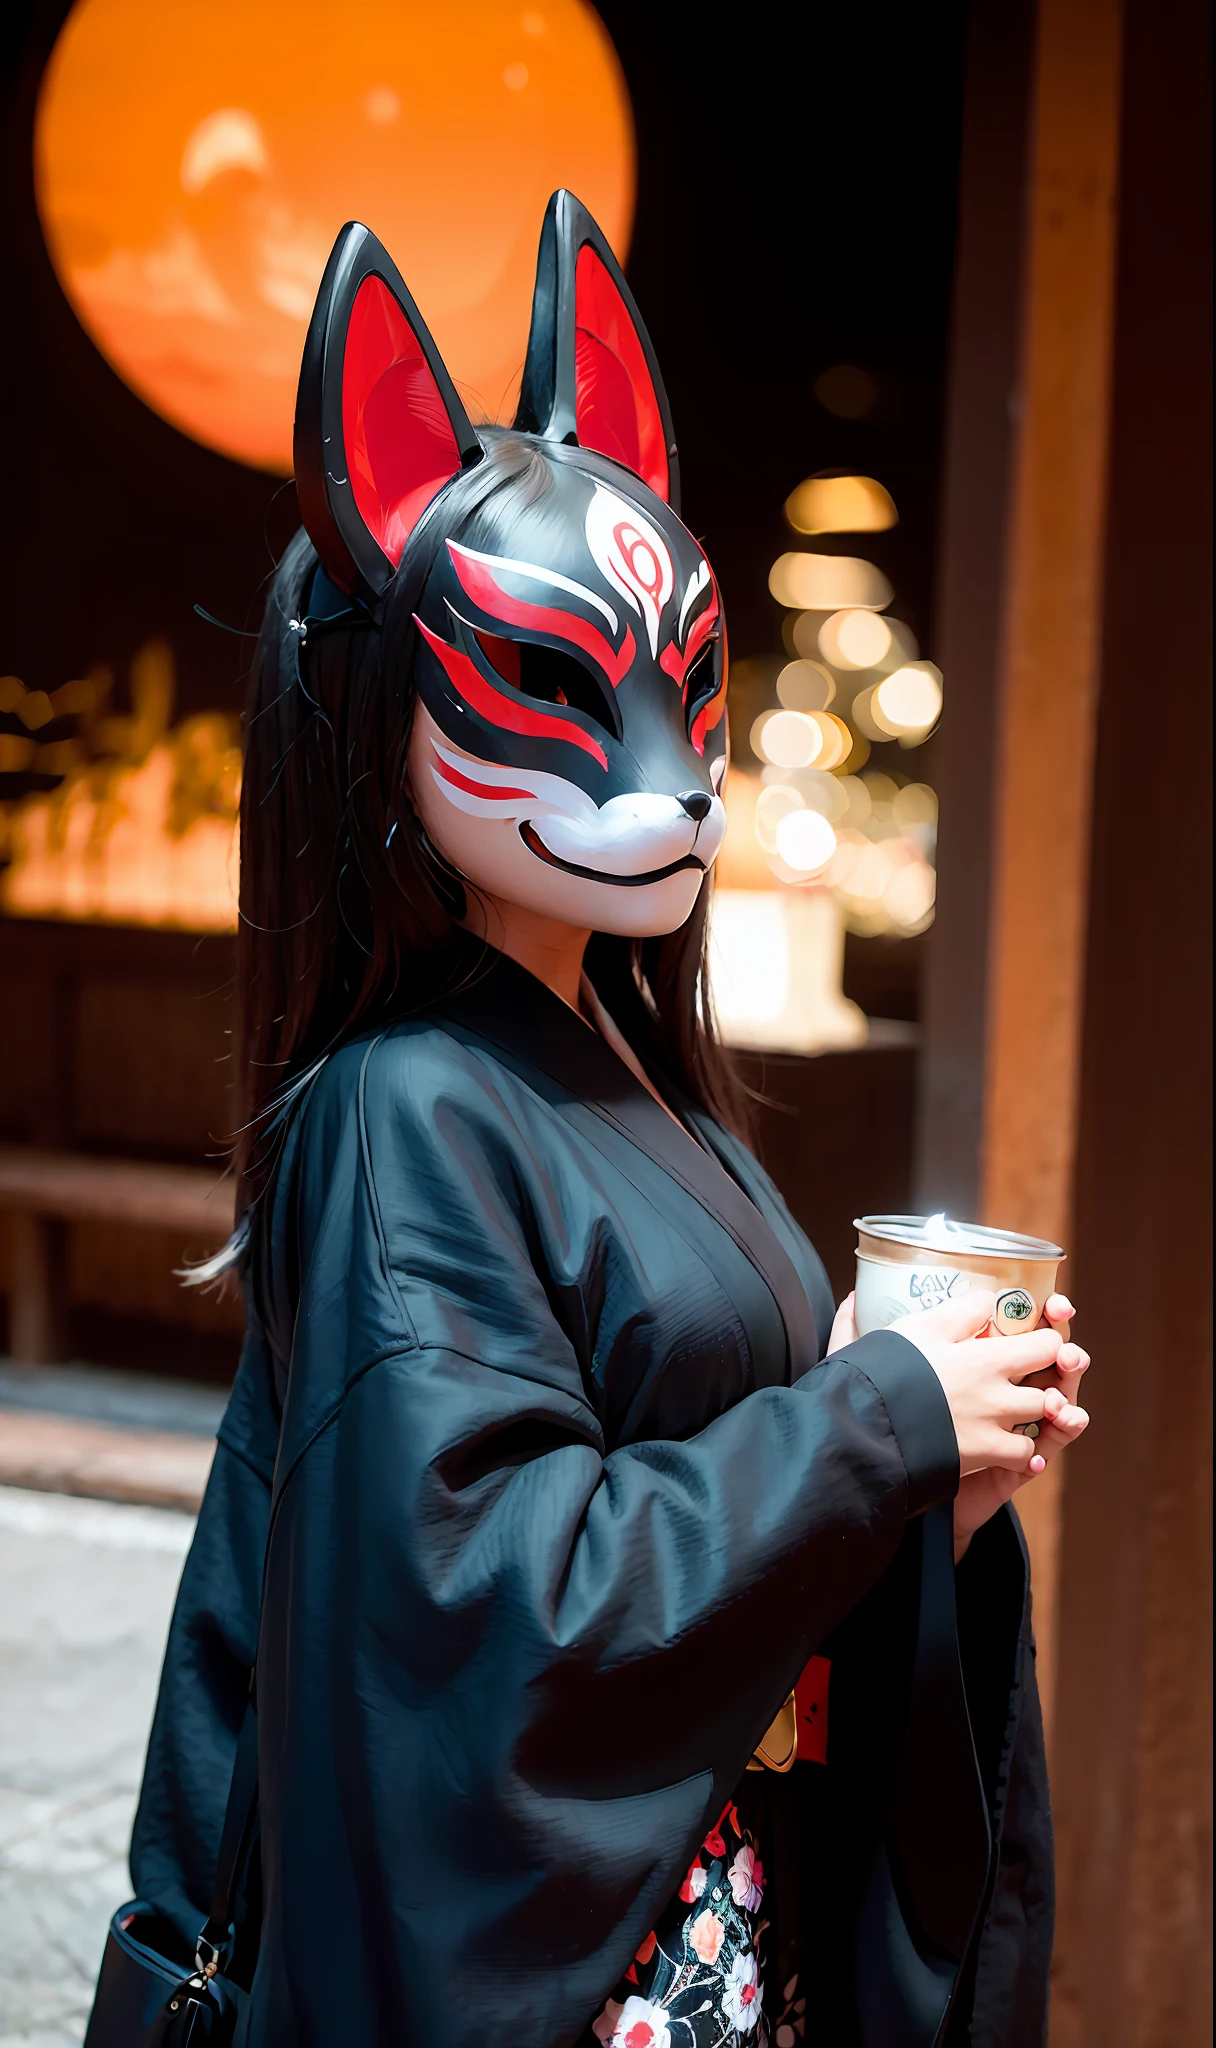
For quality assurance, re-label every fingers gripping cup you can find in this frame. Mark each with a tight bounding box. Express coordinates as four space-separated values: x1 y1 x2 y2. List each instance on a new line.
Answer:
853 1214 1065 1437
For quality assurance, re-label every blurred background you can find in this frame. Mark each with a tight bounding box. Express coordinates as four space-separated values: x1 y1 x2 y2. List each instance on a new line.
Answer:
0 1 1209 2042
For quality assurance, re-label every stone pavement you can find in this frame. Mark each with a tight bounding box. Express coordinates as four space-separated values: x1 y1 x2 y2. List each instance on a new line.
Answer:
0 1485 194 2047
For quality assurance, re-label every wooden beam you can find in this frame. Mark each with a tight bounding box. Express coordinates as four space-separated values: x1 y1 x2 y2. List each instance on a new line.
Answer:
979 0 1124 1732
0 1148 235 1234
0 1149 234 1364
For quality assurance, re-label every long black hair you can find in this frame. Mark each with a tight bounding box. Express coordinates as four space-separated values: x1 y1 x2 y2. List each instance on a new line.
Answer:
231 430 749 1230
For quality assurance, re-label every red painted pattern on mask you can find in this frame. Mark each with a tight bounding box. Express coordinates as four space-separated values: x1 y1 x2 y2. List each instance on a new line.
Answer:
612 520 666 606
447 544 635 688
414 615 609 769
432 755 536 803
659 592 720 696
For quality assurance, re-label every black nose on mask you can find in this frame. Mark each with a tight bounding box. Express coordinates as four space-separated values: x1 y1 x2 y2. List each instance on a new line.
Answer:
678 790 713 822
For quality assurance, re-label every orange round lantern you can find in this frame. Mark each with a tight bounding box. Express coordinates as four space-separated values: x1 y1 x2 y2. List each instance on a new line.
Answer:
35 0 634 473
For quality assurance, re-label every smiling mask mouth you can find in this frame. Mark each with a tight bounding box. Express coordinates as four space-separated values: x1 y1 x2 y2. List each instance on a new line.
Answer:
520 822 706 888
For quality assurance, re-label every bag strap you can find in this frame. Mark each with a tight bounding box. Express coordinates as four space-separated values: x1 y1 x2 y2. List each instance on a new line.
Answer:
194 1688 262 1980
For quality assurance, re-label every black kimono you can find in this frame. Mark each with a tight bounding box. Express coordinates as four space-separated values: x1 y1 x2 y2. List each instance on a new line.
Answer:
130 950 1052 2047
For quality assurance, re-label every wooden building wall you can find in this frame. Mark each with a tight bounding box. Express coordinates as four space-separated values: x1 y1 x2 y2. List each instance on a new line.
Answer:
919 0 1212 2039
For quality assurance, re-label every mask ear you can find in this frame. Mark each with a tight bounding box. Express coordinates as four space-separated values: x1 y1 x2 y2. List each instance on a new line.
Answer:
294 223 483 596
514 190 679 511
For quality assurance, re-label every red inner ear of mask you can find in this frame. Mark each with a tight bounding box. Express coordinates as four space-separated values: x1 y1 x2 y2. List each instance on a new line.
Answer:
573 246 669 503
343 274 462 566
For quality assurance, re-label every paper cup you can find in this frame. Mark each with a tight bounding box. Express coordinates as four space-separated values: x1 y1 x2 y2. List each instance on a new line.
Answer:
853 1214 1064 1340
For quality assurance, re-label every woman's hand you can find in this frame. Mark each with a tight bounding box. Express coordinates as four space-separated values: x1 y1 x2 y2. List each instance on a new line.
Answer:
951 1293 1090 1559
828 1289 1091 1561
831 1287 1061 1472
894 1287 1075 1477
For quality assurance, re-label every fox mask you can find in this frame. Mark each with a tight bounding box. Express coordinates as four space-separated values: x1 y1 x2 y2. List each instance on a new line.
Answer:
294 189 728 933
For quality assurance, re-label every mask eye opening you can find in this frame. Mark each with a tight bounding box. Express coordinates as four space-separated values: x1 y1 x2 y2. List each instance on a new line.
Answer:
684 640 720 715
475 630 520 690
477 631 620 741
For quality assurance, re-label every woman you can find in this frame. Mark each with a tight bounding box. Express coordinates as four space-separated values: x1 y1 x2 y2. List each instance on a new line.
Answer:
128 194 1090 2047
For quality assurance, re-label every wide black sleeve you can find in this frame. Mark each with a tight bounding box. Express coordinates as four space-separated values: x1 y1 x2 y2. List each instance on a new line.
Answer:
255 1036 959 2045
128 1311 278 1949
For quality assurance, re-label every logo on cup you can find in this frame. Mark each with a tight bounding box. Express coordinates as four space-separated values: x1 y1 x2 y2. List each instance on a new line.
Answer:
996 1287 1036 1327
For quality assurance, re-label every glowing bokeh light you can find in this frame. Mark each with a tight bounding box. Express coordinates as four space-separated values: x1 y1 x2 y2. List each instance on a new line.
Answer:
884 858 936 929
799 770 849 822
784 473 898 535
774 808 837 874
768 555 893 612
837 839 892 900
873 662 943 732
808 712 852 772
891 781 939 830
758 764 849 819
790 612 829 662
850 685 893 741
34 0 634 472
743 460 944 956
757 709 824 770
862 772 899 806
827 776 866 830
818 609 894 670
754 782 804 852
776 659 834 712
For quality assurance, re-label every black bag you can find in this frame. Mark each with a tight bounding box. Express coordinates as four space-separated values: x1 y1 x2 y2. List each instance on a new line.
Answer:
83 1695 260 2046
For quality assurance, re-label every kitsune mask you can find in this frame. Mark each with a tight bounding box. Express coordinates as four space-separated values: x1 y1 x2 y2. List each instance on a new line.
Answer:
294 190 728 935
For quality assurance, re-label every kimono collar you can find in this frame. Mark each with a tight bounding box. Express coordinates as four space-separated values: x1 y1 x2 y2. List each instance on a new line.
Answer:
435 944 819 1379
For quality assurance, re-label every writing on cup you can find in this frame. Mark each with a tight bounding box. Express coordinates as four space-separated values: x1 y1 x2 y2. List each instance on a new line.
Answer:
910 1268 972 1309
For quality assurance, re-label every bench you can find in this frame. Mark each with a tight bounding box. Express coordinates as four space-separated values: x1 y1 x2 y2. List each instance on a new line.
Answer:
0 1147 235 1364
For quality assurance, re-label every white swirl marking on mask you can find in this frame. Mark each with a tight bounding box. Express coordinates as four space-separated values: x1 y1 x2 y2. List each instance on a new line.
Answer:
678 560 711 642
584 485 674 658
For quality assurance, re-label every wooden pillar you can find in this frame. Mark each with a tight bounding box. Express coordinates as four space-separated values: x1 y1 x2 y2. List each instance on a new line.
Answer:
925 0 1211 2036
1048 1 1212 2041
977 0 1124 1725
